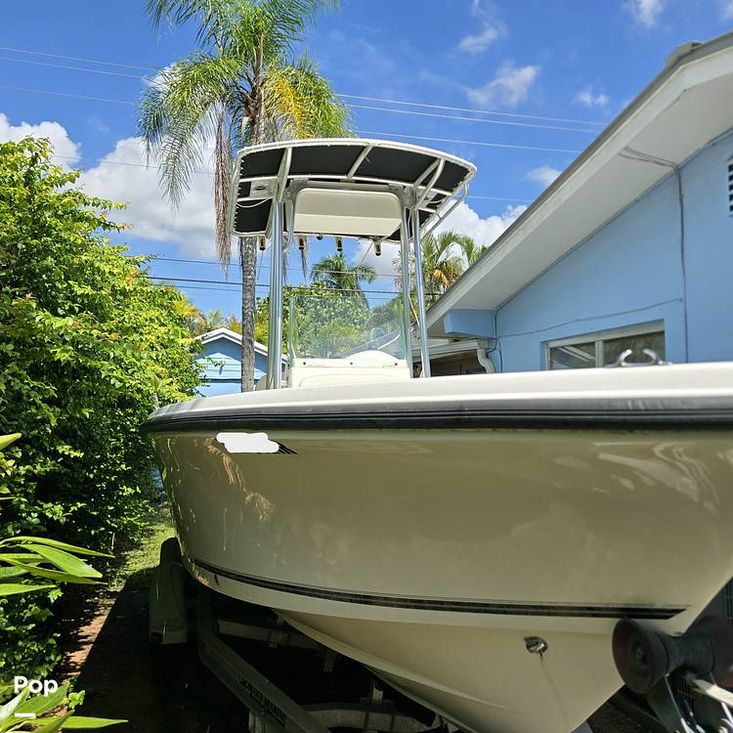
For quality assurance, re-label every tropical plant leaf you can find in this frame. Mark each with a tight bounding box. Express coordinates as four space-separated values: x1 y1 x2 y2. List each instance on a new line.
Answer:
27 711 71 732
0 687 29 725
15 685 68 717
60 717 128 728
18 546 101 579
0 434 21 451
6 538 112 558
0 583 55 596
0 559 100 586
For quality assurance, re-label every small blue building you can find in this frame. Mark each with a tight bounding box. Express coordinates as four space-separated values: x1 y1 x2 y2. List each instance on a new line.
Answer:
427 36 733 376
196 328 268 396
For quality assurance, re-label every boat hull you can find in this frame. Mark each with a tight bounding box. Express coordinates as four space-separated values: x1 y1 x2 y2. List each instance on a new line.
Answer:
150 420 733 733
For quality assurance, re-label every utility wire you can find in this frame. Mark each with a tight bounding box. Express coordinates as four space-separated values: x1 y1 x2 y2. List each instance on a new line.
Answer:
0 55 145 79
141 255 400 278
0 45 607 127
149 275 412 296
361 130 580 155
0 45 158 71
0 52 606 130
339 93 606 127
349 103 597 134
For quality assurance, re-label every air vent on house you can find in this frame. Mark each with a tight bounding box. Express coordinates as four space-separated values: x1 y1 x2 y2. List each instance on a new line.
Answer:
728 159 733 215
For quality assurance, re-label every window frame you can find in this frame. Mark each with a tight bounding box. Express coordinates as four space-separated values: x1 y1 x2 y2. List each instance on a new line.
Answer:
544 320 665 370
727 157 733 216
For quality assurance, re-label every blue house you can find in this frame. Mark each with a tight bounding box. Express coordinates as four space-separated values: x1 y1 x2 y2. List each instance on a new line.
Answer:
426 35 733 376
196 327 268 396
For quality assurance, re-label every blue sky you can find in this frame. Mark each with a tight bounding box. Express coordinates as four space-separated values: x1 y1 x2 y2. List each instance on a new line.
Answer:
1 0 731 316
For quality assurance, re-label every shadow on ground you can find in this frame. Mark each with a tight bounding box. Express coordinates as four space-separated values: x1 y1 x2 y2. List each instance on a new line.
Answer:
72 568 244 732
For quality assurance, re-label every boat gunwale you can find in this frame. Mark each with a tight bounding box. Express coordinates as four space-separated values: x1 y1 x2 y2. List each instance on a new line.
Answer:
142 395 733 432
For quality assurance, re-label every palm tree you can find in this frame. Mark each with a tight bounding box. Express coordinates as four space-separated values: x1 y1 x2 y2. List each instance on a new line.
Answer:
139 0 350 391
394 230 468 311
458 235 486 267
310 253 376 304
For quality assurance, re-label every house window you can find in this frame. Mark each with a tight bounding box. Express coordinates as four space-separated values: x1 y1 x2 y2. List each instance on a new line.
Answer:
728 158 733 215
546 322 665 370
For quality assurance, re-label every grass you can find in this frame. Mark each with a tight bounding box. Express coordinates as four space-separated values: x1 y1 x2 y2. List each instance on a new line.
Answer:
108 505 174 591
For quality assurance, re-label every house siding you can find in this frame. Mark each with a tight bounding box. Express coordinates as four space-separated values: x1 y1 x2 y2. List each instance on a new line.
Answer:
493 128 733 372
197 336 268 396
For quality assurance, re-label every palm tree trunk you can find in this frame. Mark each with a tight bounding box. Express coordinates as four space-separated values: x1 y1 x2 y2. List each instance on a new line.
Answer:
239 235 258 391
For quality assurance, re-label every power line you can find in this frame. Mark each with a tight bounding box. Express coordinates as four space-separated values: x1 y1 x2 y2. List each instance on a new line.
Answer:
6 80 581 158
0 44 606 127
0 55 145 80
139 254 401 279
0 49 607 130
349 103 598 134
361 130 581 155
339 93 606 127
0 46 158 72
149 275 406 296
0 84 136 106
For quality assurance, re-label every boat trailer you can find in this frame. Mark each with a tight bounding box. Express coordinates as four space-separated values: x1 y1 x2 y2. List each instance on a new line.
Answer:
149 537 733 733
149 538 441 733
612 616 733 732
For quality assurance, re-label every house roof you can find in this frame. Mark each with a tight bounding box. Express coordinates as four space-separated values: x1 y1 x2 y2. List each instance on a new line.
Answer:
427 32 733 336
197 327 269 356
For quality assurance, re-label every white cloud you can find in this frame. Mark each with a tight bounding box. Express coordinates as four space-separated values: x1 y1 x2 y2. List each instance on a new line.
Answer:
434 202 526 248
722 0 733 19
0 112 81 166
458 2 506 56
78 136 218 257
624 0 666 28
458 23 503 54
526 165 561 188
574 86 610 108
467 61 540 108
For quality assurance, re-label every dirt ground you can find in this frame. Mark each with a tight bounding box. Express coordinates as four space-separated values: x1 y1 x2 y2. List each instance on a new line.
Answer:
58 509 654 733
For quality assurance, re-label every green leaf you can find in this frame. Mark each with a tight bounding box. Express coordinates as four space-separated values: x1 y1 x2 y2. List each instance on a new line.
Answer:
6 538 112 558
15 684 68 717
0 434 21 452
0 688 29 725
60 717 128 728
0 567 29 579
0 559 100 586
28 711 72 732
18 546 101 579
0 583 55 596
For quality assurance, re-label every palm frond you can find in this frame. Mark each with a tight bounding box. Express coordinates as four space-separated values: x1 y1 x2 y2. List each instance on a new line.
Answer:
263 56 351 139
138 52 240 206
146 0 237 46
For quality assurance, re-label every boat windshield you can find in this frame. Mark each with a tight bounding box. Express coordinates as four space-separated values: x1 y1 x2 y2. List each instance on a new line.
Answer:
287 292 409 362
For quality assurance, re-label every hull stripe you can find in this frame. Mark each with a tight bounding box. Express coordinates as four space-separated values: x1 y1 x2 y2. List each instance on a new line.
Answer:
193 559 685 620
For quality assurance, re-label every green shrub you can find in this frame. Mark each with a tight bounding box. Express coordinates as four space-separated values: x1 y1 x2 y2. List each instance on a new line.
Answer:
0 137 201 678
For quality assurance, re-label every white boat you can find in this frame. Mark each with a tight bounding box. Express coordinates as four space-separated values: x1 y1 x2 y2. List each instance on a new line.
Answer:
146 138 733 733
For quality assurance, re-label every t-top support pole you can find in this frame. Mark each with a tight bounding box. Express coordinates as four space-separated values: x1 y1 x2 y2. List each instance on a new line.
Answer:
399 207 413 376
411 206 431 378
266 199 284 389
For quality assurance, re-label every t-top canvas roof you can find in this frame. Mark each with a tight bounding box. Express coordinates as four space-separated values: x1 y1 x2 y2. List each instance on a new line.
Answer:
228 138 476 241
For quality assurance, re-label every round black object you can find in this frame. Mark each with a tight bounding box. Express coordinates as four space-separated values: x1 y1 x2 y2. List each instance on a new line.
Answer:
612 616 733 694
612 619 670 694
